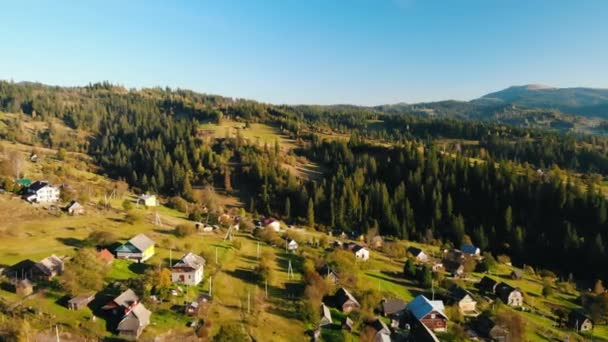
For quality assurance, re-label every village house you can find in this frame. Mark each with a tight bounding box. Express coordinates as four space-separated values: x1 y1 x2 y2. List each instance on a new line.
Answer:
115 234 155 263
495 282 523 307
567 310 593 332
473 316 510 342
449 287 479 316
381 298 407 318
171 252 205 286
352 245 370 261
137 194 158 207
443 260 464 277
263 218 281 231
510 269 523 280
117 303 151 339
368 318 391 342
67 293 95 310
7 259 41 281
318 264 340 285
65 200 85 215
103 288 140 315
460 243 481 257
477 276 499 294
335 288 361 313
319 303 333 327
407 246 429 263
407 295 448 332
24 181 60 203
35 254 65 280
287 238 299 252
97 248 114 264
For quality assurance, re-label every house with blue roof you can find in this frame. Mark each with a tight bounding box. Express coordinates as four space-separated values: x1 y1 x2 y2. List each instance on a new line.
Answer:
407 295 448 332
460 243 481 257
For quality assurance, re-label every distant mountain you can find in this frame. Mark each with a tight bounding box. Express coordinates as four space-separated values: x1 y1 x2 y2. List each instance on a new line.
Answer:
473 85 608 118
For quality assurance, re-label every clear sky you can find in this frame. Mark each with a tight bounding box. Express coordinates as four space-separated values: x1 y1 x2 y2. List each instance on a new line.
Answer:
1 0 607 105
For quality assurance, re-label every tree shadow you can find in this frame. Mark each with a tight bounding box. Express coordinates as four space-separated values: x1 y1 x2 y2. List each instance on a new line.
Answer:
224 268 257 286
128 263 151 275
56 237 85 248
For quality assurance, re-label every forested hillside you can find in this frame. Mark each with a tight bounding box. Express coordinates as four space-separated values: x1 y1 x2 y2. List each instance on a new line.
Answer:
2 80 608 281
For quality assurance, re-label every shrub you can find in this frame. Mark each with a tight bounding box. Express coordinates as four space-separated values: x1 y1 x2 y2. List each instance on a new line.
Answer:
86 230 118 247
175 223 195 237
122 199 133 211
168 196 189 213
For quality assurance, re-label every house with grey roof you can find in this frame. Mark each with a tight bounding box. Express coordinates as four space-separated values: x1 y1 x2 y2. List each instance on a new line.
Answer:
117 303 151 339
319 303 333 327
115 234 155 263
335 288 360 313
171 252 205 286
103 288 140 315
35 255 64 280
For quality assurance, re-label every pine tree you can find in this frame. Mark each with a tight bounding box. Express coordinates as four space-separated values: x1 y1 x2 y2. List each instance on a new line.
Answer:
285 197 291 221
307 197 315 229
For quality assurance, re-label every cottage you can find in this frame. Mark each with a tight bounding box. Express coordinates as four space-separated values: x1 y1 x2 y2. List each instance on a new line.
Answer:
460 244 481 256
318 265 339 285
381 298 407 317
407 247 429 263
137 194 158 207
103 288 140 315
510 269 523 280
319 303 333 327
35 255 64 280
67 293 95 310
15 278 34 296
335 288 361 313
171 252 205 286
495 283 523 307
7 259 42 280
443 260 464 277
567 310 593 332
449 287 478 316
407 295 448 332
477 276 498 294
25 181 60 203
117 303 151 339
115 234 155 263
287 238 299 252
353 245 370 261
368 318 391 342
66 200 85 215
98 249 114 264
474 316 510 342
342 317 354 331
263 218 281 231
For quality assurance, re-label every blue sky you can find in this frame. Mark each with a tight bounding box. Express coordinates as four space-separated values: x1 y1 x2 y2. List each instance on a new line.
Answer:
1 0 607 105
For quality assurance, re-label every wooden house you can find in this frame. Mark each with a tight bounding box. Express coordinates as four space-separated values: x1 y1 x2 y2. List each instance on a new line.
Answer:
335 288 360 313
477 276 498 294
449 287 479 316
381 298 407 317
68 293 95 310
35 254 64 280
473 316 510 342
407 295 448 332
495 282 523 307
407 246 429 263
137 194 158 207
66 200 85 215
115 234 155 263
102 288 140 315
318 264 339 285
97 248 114 264
319 303 333 327
117 303 151 339
567 310 593 332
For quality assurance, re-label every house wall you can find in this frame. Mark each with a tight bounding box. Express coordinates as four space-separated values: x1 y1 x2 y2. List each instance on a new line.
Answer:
458 298 477 314
171 267 203 285
33 187 60 202
342 301 359 313
141 246 155 262
421 312 447 332
356 250 369 260
581 319 593 331
507 291 523 306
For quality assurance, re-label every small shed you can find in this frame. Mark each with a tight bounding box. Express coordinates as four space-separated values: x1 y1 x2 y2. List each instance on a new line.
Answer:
510 269 523 280
342 317 354 331
68 293 95 310
66 201 85 216
15 279 34 296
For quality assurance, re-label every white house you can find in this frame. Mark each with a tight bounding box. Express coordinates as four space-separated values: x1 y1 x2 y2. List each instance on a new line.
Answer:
407 246 429 263
263 218 281 231
137 194 158 207
287 239 298 252
25 181 60 203
353 245 370 261
171 252 206 286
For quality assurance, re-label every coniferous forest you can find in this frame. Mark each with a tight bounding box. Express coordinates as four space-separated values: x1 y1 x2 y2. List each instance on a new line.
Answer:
1 80 608 281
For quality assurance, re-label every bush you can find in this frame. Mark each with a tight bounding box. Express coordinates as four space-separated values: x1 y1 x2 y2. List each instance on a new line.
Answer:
232 239 242 250
122 199 133 211
124 210 143 225
168 196 189 213
175 223 196 237
86 230 118 247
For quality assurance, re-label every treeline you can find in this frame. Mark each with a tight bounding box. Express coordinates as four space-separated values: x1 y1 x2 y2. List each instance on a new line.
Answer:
298 139 608 279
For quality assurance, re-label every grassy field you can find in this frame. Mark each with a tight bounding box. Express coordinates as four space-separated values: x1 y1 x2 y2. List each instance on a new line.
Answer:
199 120 296 151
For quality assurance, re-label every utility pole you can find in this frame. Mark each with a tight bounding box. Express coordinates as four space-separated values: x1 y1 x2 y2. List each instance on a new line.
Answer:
215 247 218 264
287 259 294 280
257 241 260 259
169 249 172 268
432 280 435 300
247 289 251 314
55 325 60 342
265 280 268 298
209 276 213 297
